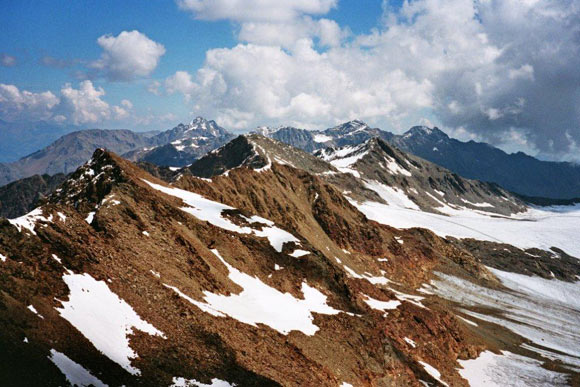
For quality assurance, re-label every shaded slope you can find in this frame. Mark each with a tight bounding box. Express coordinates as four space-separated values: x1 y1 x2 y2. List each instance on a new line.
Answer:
0 173 66 218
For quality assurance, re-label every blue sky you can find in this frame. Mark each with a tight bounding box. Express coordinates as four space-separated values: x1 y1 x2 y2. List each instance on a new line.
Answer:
0 1 388 130
1 0 579 161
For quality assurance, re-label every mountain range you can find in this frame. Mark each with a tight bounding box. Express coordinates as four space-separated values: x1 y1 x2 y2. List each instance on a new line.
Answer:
256 121 580 199
1 131 578 385
2 117 580 200
0 117 234 188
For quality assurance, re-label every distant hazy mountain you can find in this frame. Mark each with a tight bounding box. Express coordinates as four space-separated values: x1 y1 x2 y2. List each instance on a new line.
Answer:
0 120 80 163
0 129 153 187
256 120 580 199
124 117 235 167
390 126 580 199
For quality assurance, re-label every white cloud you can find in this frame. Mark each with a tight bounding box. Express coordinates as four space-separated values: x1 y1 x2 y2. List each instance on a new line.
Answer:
0 81 138 125
59 81 113 124
164 71 196 100
177 0 336 22
166 38 432 130
91 30 165 81
170 0 580 158
0 84 59 121
238 17 349 48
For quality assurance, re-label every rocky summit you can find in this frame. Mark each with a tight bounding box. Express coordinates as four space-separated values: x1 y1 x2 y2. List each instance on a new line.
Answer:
1 133 578 386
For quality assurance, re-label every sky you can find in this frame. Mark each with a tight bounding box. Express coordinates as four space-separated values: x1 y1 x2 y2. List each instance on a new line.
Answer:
1 0 579 161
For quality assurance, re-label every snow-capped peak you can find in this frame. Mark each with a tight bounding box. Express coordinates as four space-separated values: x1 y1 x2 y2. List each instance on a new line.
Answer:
326 119 370 135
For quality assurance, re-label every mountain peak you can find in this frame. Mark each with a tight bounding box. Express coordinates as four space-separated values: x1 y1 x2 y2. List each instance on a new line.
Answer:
403 126 448 139
327 119 370 134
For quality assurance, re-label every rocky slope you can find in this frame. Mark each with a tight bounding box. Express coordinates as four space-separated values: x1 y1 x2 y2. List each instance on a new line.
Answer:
0 135 578 386
316 137 526 216
0 146 546 386
0 129 153 187
125 117 235 167
195 134 526 216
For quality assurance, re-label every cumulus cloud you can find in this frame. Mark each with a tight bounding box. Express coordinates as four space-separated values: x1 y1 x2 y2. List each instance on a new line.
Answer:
169 0 580 159
177 0 336 22
0 53 17 67
0 84 59 121
178 0 346 48
166 39 432 129
59 81 113 124
0 81 134 125
91 30 165 81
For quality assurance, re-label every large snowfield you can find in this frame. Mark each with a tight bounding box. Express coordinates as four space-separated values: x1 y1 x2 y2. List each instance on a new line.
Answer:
354 181 580 257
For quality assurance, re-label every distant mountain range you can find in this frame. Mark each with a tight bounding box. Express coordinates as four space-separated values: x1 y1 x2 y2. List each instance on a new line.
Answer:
0 120 80 163
123 116 235 167
0 117 234 187
0 129 153 187
255 121 580 199
1 117 580 199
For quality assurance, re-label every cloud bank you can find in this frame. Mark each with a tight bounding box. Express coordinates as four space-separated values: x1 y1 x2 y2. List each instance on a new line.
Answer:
168 0 580 159
0 81 131 125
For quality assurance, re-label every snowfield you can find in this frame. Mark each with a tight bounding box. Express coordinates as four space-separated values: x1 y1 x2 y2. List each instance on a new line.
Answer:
429 268 580 372
458 350 570 386
352 186 580 257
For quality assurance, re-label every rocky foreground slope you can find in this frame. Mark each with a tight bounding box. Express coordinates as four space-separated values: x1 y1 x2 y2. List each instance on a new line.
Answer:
1 132 578 385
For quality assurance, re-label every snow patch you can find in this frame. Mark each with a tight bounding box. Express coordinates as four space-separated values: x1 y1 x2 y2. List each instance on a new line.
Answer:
313 134 333 143
289 249 310 258
362 294 401 311
27 304 44 319
457 350 569 386
144 180 300 253
85 212 95 224
404 337 417 348
363 181 419 210
171 377 235 386
165 249 342 335
384 157 412 177
9 207 52 235
56 272 165 375
48 349 107 387
418 361 448 386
